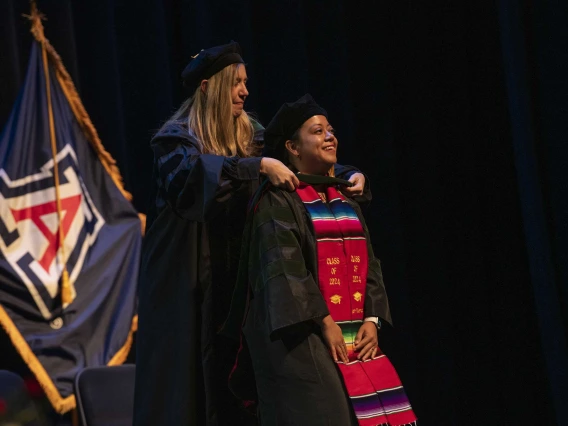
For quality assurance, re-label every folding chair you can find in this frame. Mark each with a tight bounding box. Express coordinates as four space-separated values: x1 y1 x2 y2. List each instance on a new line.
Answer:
74 364 135 426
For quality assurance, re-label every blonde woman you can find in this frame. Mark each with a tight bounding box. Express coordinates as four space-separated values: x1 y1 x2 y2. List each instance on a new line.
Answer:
134 42 369 426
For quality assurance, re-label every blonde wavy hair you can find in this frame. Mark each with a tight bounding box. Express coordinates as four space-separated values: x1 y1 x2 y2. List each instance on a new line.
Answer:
161 63 255 157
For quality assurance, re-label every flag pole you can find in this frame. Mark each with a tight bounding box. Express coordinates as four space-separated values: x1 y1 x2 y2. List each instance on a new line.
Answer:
23 2 146 235
25 1 73 306
0 1 140 415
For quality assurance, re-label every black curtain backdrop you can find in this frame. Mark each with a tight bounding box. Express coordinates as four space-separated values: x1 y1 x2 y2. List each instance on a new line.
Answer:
1 1 566 425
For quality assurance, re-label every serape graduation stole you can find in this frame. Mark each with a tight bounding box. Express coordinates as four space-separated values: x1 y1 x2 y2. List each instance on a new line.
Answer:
296 183 417 426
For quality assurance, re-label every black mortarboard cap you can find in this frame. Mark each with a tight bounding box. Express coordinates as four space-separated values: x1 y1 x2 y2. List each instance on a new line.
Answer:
263 94 328 161
181 41 244 88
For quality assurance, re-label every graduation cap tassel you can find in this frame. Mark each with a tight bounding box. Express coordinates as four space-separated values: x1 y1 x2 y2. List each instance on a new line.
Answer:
26 1 74 306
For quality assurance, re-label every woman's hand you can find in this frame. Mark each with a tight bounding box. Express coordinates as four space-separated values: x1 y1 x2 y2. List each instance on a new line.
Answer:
354 321 379 361
342 173 365 197
260 158 300 191
320 315 349 363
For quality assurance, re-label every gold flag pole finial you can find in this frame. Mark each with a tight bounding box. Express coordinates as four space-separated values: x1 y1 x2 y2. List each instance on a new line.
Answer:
22 1 133 205
23 1 47 43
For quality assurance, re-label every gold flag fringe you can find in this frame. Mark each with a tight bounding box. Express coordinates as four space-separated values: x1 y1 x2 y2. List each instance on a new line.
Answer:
0 2 141 414
0 306 76 413
27 3 132 201
138 213 147 236
109 315 138 365
0 306 138 414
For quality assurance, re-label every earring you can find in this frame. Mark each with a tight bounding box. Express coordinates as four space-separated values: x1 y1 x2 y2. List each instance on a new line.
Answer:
297 154 301 160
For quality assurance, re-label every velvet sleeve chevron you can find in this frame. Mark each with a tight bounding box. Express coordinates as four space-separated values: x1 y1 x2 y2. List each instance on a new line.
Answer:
250 190 329 337
150 127 261 222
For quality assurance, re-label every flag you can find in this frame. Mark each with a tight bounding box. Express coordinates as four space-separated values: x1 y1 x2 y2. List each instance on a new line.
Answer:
0 6 141 414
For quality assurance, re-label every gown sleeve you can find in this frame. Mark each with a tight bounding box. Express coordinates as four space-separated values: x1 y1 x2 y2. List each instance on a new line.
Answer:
151 126 262 222
250 189 329 337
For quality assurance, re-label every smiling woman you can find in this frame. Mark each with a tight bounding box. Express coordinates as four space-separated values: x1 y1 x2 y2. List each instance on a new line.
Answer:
226 94 417 426
285 115 338 175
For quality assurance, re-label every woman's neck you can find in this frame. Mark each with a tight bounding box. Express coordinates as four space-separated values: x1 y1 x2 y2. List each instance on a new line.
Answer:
316 188 327 203
295 163 334 177
314 184 328 193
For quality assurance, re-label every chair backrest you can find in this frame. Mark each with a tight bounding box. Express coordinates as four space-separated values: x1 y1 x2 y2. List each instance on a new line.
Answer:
74 364 135 426
0 370 44 425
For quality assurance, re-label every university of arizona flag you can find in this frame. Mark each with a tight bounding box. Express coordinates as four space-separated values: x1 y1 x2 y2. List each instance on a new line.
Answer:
0 10 141 413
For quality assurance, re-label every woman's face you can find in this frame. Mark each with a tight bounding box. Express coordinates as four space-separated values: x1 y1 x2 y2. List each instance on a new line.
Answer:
291 115 338 175
232 65 249 117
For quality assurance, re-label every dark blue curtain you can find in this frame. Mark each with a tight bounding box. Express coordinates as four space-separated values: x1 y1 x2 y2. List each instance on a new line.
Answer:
497 1 568 425
1 0 565 425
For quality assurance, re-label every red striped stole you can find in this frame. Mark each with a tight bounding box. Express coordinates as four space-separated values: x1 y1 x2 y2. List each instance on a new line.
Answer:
297 184 417 426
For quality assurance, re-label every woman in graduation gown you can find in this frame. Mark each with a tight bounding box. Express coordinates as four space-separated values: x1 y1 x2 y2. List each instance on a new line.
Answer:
226 94 417 425
133 43 369 426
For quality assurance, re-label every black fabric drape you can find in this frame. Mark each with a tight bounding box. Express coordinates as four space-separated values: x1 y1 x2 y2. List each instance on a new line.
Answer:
1 0 566 425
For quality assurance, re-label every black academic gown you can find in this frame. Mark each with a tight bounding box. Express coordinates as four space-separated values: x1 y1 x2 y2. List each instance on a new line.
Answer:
133 122 367 426
226 186 391 426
